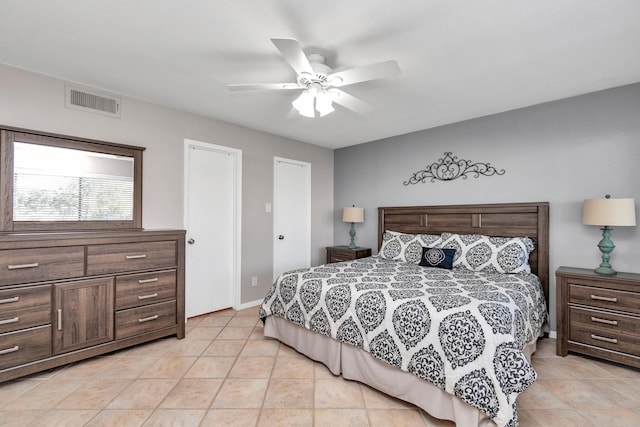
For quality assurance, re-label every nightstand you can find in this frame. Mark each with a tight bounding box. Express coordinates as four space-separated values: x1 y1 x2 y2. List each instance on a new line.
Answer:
556 266 640 368
326 246 372 264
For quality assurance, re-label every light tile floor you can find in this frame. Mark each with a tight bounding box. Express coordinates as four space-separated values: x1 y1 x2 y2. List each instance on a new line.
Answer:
1 306 640 426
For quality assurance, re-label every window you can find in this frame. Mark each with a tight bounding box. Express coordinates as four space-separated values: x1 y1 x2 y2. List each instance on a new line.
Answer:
1 128 144 232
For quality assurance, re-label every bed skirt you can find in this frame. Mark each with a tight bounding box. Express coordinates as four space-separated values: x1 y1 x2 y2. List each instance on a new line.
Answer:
264 315 539 427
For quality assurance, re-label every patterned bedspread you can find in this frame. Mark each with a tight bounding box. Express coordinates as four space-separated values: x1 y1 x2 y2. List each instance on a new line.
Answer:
259 256 547 427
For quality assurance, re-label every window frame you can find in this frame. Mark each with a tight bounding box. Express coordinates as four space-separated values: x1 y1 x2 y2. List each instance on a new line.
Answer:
0 127 144 232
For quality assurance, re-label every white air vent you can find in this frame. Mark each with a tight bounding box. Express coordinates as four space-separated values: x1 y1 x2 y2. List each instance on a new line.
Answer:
65 85 121 118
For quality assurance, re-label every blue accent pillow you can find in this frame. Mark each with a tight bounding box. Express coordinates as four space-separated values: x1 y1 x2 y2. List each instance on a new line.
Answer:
419 247 456 269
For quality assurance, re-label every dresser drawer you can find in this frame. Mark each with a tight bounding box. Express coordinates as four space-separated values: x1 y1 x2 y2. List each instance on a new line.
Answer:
0 306 50 334
569 306 640 337
87 241 176 275
0 247 85 286
115 300 176 340
0 325 52 371
0 285 51 310
116 270 176 310
568 283 640 315
0 285 51 334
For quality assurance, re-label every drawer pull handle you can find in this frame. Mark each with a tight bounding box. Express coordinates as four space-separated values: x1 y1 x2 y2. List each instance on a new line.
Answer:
7 262 39 270
0 346 19 356
590 295 617 303
138 314 159 323
0 296 19 304
0 317 19 325
125 254 147 260
57 309 62 331
138 278 159 284
591 334 618 344
138 293 158 300
590 316 618 326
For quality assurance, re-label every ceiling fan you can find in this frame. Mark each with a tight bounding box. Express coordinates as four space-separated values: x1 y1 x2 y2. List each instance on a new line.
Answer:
226 38 401 118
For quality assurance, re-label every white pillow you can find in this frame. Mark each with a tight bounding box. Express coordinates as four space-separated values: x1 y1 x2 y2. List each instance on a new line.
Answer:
440 233 534 273
379 231 442 263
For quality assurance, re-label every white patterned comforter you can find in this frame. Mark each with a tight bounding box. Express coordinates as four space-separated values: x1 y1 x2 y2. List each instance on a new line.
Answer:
259 256 547 427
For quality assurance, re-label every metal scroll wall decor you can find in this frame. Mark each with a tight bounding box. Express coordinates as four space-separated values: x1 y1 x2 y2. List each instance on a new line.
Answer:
403 151 505 185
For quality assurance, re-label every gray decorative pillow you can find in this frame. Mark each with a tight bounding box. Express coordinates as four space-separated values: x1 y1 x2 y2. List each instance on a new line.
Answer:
440 233 534 273
379 231 442 263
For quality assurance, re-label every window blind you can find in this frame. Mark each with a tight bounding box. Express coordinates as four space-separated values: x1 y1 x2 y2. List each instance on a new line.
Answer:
13 173 133 221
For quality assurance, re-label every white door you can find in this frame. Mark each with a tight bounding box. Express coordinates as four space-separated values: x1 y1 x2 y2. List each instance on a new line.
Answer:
184 140 242 318
273 157 311 279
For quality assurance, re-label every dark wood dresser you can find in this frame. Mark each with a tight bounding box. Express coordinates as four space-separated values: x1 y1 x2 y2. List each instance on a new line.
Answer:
0 230 185 382
326 246 372 264
556 266 640 368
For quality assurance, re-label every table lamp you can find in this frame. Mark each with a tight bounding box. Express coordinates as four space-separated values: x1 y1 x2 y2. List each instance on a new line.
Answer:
583 195 636 275
342 206 364 249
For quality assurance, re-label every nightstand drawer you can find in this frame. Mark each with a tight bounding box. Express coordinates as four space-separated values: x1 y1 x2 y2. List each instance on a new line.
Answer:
569 306 640 336
569 284 640 315
329 252 352 263
0 247 85 286
570 322 640 356
326 246 371 264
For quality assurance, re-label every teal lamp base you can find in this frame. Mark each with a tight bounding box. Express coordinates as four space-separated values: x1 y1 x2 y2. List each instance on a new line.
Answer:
594 226 617 275
595 265 617 275
348 223 357 249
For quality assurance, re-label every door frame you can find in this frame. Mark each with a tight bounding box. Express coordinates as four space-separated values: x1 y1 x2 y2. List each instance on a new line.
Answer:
183 139 242 312
273 156 311 282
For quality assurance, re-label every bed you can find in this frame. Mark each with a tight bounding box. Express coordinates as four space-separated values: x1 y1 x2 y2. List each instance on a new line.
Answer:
260 202 549 427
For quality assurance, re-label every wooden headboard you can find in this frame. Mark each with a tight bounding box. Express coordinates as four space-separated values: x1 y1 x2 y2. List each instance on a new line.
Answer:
378 202 550 303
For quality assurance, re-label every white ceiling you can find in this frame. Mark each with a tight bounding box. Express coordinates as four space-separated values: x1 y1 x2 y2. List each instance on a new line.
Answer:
1 1 639 149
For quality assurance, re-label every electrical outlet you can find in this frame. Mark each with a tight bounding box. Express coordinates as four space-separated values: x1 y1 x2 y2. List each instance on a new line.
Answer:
251 276 258 287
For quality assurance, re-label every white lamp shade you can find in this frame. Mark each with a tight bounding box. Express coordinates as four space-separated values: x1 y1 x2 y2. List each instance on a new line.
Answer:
583 197 636 226
315 91 335 117
292 91 315 118
343 207 364 223
292 89 337 118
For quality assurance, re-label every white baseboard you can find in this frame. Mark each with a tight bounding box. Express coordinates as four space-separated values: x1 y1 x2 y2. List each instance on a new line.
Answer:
236 299 263 311
185 299 263 323
548 330 557 339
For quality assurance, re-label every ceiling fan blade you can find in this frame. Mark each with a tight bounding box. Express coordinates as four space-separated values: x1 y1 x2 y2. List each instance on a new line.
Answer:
270 38 315 76
227 83 302 91
331 89 373 115
328 60 400 87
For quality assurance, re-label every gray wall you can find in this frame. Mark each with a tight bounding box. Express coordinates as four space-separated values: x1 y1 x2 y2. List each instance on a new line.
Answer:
0 64 334 305
334 83 640 333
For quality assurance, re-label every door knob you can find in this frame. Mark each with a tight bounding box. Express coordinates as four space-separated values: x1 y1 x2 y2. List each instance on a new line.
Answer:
278 235 285 240
188 238 195 244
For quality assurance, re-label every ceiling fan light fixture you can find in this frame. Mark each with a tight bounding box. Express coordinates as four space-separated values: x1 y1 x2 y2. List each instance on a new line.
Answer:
292 91 315 118
315 91 335 117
